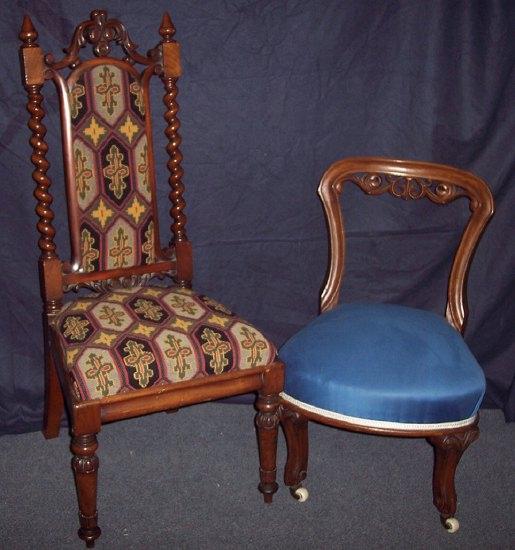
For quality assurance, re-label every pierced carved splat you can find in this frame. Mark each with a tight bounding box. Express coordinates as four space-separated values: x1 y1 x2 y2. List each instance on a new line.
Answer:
63 271 173 293
318 157 494 331
350 172 467 204
45 10 151 69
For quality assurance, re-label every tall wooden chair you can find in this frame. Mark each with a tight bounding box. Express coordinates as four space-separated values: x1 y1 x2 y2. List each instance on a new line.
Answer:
280 158 494 532
19 10 283 547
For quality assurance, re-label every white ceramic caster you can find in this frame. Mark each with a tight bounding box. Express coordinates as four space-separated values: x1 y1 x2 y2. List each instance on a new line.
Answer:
290 486 309 502
443 517 459 533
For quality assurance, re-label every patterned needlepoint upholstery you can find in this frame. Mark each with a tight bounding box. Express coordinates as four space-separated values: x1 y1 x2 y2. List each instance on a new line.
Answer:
52 286 276 401
280 303 486 426
67 63 157 273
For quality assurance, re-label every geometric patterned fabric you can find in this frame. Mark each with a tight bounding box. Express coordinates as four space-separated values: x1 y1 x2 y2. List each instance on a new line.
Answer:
52 285 276 401
67 63 156 272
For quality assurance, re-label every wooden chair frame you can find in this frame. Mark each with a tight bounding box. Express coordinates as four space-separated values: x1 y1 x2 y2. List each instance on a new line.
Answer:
19 10 283 547
280 157 494 531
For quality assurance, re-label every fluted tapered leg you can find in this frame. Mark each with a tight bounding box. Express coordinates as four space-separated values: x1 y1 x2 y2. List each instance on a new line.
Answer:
71 434 101 548
255 390 281 503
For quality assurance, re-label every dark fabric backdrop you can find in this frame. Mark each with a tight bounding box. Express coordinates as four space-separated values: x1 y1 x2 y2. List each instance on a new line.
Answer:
1 0 513 433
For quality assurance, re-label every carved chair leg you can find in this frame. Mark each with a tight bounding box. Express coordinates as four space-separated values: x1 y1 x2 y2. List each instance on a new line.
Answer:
281 405 309 493
43 349 64 439
71 434 101 548
427 422 479 531
255 391 281 503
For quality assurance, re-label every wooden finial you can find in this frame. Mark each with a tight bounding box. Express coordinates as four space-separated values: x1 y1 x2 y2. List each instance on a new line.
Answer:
19 15 38 46
160 12 176 42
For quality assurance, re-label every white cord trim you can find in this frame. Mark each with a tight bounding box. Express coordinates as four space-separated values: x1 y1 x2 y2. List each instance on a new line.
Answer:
280 393 477 431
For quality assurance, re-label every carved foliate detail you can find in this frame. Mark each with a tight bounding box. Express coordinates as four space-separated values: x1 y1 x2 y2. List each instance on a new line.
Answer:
255 394 281 430
350 172 467 204
64 271 173 293
429 425 479 451
71 434 99 474
72 454 99 475
45 10 150 69
428 423 479 518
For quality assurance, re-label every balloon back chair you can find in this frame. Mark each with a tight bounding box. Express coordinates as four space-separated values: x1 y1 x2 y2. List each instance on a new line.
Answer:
19 10 283 547
279 157 494 532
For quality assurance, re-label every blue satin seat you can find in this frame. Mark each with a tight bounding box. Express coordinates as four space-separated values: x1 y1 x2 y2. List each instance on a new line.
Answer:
281 303 486 428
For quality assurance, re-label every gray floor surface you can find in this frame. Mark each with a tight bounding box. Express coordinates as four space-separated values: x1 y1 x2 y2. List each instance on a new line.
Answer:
0 405 513 549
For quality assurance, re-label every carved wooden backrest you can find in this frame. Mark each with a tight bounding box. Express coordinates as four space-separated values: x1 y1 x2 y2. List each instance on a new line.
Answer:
19 10 191 312
318 157 494 333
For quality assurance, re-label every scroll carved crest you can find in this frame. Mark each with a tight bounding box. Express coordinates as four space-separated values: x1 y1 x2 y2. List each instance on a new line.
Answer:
350 172 467 204
45 10 152 69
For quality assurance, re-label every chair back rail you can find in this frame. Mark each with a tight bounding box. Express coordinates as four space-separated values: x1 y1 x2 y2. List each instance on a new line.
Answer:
318 157 494 333
19 10 191 314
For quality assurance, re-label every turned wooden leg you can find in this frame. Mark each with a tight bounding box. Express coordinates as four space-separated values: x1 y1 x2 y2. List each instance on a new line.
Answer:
255 391 281 503
427 421 479 532
281 405 309 499
43 340 64 439
71 434 101 547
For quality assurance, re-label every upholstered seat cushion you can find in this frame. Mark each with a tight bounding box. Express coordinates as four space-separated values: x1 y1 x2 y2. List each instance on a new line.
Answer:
280 303 486 428
52 285 276 401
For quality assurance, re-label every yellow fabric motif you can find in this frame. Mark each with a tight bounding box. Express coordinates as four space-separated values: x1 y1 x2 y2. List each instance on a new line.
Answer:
96 66 121 116
91 198 114 229
93 332 118 346
207 314 230 328
81 228 99 272
66 348 80 366
126 196 146 224
70 301 91 312
239 326 267 368
69 82 85 119
170 318 192 332
201 328 231 374
164 334 192 379
103 144 129 200
133 323 156 337
109 227 132 268
63 316 90 341
83 116 107 147
129 79 146 115
119 113 139 143
122 340 155 388
133 298 164 321
84 352 114 397
141 287 163 298
74 148 93 201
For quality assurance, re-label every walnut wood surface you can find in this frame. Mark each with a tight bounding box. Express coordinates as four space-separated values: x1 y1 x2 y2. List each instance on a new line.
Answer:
71 434 101 547
281 157 493 530
19 11 284 547
318 157 494 332
428 421 479 520
281 407 308 487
